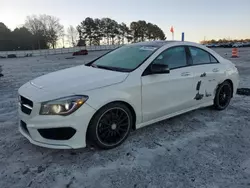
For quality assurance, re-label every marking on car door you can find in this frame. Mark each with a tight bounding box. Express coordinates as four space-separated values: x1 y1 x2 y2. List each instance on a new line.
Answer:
194 71 213 100
194 81 204 100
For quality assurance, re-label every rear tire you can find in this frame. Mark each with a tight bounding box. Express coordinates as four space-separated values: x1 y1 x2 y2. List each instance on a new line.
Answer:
214 81 232 110
86 102 133 150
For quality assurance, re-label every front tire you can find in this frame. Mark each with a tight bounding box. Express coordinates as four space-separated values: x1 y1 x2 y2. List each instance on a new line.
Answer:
87 103 133 149
214 81 232 110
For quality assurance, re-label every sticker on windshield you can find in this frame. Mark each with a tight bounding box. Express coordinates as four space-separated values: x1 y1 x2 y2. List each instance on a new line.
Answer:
140 46 157 51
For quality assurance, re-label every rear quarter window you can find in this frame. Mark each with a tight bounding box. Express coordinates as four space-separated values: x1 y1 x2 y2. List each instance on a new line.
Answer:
210 54 219 63
189 46 218 65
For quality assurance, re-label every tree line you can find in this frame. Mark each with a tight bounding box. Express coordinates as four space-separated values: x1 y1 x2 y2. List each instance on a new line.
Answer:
76 17 166 46
0 14 166 51
0 15 63 51
0 23 34 51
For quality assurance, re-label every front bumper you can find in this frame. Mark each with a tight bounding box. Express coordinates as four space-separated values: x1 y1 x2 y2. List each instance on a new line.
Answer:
18 97 96 149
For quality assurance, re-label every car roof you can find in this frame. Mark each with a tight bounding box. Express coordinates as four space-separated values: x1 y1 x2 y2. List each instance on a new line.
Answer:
129 40 224 60
129 40 206 48
129 40 177 47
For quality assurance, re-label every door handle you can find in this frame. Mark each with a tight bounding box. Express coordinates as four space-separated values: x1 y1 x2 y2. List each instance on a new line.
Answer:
200 72 206 77
181 72 191 76
212 68 219 72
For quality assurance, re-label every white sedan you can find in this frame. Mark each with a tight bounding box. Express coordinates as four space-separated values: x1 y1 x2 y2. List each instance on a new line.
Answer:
18 41 239 149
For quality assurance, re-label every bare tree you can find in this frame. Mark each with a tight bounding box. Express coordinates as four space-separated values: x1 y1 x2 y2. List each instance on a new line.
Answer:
25 14 63 49
40 15 64 48
25 15 46 49
67 25 78 47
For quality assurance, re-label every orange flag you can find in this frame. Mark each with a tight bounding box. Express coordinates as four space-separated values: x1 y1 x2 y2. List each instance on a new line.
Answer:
170 26 174 33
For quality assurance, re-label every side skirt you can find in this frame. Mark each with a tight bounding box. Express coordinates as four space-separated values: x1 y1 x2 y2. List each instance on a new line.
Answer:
136 101 213 129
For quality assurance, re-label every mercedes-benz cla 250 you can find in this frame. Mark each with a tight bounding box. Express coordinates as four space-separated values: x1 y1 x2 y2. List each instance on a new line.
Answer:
18 41 239 149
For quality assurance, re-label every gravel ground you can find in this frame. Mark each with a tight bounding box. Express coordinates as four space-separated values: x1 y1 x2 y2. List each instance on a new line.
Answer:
0 48 250 188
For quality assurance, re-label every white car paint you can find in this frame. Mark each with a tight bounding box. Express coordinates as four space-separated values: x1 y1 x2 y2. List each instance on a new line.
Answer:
141 66 197 122
18 41 239 149
20 65 129 102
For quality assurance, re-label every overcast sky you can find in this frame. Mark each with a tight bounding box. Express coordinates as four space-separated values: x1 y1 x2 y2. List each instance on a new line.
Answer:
1 0 250 42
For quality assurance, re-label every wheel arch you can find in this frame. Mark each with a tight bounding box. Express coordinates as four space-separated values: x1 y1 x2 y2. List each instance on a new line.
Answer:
109 101 137 130
216 79 234 97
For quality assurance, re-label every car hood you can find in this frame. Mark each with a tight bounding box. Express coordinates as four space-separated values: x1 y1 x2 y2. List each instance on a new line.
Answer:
19 65 129 102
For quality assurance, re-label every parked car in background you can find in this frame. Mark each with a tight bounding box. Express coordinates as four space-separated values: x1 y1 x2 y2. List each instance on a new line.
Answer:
232 42 244 48
18 41 239 150
73 49 88 56
206 44 214 48
7 54 17 58
243 42 250 47
206 43 222 48
222 43 233 48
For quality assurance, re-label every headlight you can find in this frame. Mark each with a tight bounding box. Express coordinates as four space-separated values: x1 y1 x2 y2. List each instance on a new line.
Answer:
40 95 88 115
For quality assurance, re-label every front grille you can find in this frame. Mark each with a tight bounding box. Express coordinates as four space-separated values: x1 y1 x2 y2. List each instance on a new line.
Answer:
20 120 29 135
38 127 76 140
19 96 33 115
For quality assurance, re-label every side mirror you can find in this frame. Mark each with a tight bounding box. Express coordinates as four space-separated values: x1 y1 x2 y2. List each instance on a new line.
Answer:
150 64 170 74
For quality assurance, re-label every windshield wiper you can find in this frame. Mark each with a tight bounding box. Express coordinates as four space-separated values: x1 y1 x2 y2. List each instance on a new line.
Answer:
91 64 130 72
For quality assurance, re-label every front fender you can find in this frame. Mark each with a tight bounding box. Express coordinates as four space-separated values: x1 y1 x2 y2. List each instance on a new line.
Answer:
84 83 142 125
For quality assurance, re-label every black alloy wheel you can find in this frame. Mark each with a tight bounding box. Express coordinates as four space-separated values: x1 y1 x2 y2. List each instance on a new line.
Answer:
87 103 133 149
214 81 232 110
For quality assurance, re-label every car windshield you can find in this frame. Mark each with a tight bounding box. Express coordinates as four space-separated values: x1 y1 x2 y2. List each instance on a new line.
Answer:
91 45 159 72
